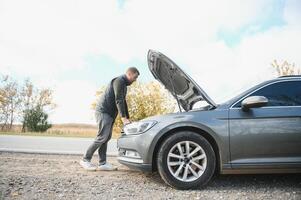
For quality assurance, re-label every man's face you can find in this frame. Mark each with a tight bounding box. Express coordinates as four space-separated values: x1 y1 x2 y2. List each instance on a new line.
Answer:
127 72 139 84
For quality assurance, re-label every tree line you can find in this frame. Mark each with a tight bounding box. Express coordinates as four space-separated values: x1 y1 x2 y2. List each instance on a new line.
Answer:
0 75 55 132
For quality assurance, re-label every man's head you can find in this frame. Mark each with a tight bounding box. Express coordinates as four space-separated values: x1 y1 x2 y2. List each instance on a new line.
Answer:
125 67 140 84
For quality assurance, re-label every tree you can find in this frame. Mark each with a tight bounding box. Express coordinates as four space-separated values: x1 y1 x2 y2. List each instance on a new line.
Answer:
271 60 301 76
0 75 10 130
0 75 55 132
92 81 176 134
0 75 22 130
20 79 55 132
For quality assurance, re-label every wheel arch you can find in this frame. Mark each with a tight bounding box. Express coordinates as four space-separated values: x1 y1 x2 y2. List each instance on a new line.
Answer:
151 125 221 173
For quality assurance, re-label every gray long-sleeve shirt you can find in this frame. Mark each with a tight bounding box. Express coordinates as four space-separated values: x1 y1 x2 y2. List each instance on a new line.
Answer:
95 75 130 119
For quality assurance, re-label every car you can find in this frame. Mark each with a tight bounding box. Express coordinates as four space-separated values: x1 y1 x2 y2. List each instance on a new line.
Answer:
117 50 301 190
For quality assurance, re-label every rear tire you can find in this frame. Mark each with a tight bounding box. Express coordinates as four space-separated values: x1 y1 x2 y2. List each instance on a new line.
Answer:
157 131 216 190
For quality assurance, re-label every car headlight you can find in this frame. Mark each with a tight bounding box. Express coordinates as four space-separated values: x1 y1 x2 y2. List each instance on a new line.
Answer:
123 120 157 135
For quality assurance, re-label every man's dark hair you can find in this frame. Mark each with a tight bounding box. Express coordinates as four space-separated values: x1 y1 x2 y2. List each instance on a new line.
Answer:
127 67 140 75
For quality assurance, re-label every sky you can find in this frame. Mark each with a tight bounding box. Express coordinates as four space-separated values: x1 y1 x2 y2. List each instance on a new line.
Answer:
0 0 301 124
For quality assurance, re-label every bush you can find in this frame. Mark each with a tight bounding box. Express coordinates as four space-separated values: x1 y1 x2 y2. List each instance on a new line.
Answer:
92 81 176 134
23 106 52 132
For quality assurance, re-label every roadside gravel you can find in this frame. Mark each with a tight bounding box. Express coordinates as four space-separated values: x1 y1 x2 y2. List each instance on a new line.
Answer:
0 152 300 200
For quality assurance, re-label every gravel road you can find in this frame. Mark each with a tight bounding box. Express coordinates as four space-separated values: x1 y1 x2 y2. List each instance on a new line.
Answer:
0 152 300 200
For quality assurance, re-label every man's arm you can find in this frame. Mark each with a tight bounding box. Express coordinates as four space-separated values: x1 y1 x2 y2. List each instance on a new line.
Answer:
113 78 130 124
124 99 130 119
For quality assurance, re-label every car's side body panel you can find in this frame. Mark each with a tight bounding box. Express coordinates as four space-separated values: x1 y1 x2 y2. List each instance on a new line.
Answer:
226 78 301 171
229 106 301 168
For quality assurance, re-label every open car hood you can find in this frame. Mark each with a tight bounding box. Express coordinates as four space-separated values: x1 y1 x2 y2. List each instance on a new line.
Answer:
147 50 217 111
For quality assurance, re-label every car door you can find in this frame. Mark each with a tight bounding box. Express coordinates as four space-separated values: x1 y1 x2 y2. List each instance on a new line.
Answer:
229 80 301 169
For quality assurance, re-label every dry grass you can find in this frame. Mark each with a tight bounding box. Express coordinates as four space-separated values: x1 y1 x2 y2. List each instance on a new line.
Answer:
47 123 98 138
0 124 121 139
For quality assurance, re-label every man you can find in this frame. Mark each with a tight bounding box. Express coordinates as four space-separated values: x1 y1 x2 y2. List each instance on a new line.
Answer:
80 67 140 171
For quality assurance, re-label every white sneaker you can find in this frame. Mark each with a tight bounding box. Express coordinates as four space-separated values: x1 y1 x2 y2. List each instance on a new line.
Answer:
80 160 96 171
97 163 118 171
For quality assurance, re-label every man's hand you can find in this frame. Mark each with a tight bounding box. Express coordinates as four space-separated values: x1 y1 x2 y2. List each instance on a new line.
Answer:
121 117 131 125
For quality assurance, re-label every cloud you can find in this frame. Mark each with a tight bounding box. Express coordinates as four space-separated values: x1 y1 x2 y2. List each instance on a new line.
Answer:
49 80 98 124
284 0 301 27
192 1 301 103
186 24 301 103
0 0 278 72
0 0 300 123
179 23 301 102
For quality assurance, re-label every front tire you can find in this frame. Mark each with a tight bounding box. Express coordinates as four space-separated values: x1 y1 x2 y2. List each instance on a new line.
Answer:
157 131 216 190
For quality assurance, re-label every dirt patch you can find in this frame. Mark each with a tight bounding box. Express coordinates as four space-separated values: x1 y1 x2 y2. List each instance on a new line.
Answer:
0 152 300 200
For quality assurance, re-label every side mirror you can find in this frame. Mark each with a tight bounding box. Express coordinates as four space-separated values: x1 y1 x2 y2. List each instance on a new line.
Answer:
241 96 268 111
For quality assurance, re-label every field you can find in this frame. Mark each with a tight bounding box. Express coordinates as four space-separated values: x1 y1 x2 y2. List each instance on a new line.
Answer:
0 124 121 139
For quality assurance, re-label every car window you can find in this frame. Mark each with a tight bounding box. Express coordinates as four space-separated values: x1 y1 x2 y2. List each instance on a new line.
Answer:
234 80 301 107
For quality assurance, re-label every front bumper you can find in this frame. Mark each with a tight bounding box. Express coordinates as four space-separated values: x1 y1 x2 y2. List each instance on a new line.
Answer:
117 157 152 171
117 129 159 172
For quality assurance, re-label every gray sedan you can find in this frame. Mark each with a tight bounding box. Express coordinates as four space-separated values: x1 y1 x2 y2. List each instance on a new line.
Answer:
117 50 301 189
